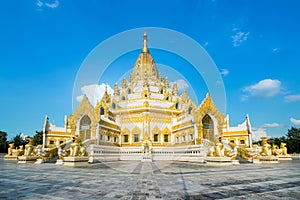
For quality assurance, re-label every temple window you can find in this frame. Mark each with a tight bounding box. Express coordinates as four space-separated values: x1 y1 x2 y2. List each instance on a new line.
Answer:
114 137 117 143
230 140 235 144
240 140 245 144
188 107 193 114
128 89 131 94
166 96 170 100
112 103 116 109
164 134 169 142
134 134 139 142
49 140 54 145
154 134 158 142
100 107 105 115
175 102 180 109
59 141 64 144
160 89 164 94
190 134 193 140
124 135 128 143
176 137 179 143
107 135 110 142
122 96 126 100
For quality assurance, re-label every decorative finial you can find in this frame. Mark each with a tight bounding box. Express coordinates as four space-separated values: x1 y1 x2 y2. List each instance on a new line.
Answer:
142 32 148 53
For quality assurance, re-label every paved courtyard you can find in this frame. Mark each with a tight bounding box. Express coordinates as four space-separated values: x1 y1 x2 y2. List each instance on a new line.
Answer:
0 157 299 199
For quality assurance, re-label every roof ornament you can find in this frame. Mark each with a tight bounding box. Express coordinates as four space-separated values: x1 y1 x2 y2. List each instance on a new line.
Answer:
142 32 148 53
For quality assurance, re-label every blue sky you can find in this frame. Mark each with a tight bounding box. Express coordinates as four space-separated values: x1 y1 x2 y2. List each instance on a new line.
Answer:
1 0 300 140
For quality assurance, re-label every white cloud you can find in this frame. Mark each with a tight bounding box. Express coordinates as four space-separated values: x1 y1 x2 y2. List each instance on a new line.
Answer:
231 29 250 47
170 79 189 93
273 48 279 52
36 0 43 7
263 123 280 128
76 95 84 103
241 95 249 101
216 80 223 85
20 133 28 140
45 0 59 8
243 79 281 98
76 83 113 107
290 118 300 126
252 127 267 142
284 94 300 103
36 0 59 9
220 68 229 77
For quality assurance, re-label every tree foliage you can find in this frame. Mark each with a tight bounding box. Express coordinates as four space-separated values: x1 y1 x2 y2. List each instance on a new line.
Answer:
269 137 285 147
0 131 8 153
33 131 43 146
286 127 300 154
256 127 300 154
11 133 27 148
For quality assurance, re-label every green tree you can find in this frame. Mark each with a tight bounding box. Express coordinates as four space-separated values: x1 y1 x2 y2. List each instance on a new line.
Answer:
0 131 8 153
286 127 300 154
11 133 27 148
33 131 43 146
269 137 285 147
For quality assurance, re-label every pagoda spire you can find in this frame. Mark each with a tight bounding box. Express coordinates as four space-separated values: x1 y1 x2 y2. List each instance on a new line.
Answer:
142 32 148 53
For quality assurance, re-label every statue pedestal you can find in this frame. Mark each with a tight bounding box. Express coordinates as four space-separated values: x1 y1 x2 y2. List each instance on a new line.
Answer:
35 159 44 164
205 156 233 165
18 156 37 164
278 155 292 161
252 159 262 164
232 160 240 165
56 159 64 165
257 156 279 163
63 156 89 166
4 155 18 160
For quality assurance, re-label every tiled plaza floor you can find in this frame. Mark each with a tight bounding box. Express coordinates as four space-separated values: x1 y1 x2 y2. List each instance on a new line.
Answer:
0 157 299 199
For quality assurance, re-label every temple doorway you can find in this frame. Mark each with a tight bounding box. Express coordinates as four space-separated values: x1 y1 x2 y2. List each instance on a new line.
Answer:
202 114 215 141
79 115 91 141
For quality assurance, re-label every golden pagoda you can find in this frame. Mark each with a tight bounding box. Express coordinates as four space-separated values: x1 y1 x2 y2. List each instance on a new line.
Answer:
42 33 252 162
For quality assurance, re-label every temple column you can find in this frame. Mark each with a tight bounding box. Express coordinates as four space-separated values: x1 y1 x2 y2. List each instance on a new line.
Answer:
235 137 238 144
119 133 122 146
193 122 197 145
196 122 203 144
91 121 96 140
248 131 252 147
96 124 100 145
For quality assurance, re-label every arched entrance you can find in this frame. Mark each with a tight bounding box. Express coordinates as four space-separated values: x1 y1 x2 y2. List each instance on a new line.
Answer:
202 114 215 141
79 115 91 141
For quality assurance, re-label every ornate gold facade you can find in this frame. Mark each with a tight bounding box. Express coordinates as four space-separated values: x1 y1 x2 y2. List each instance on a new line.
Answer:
43 33 253 149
